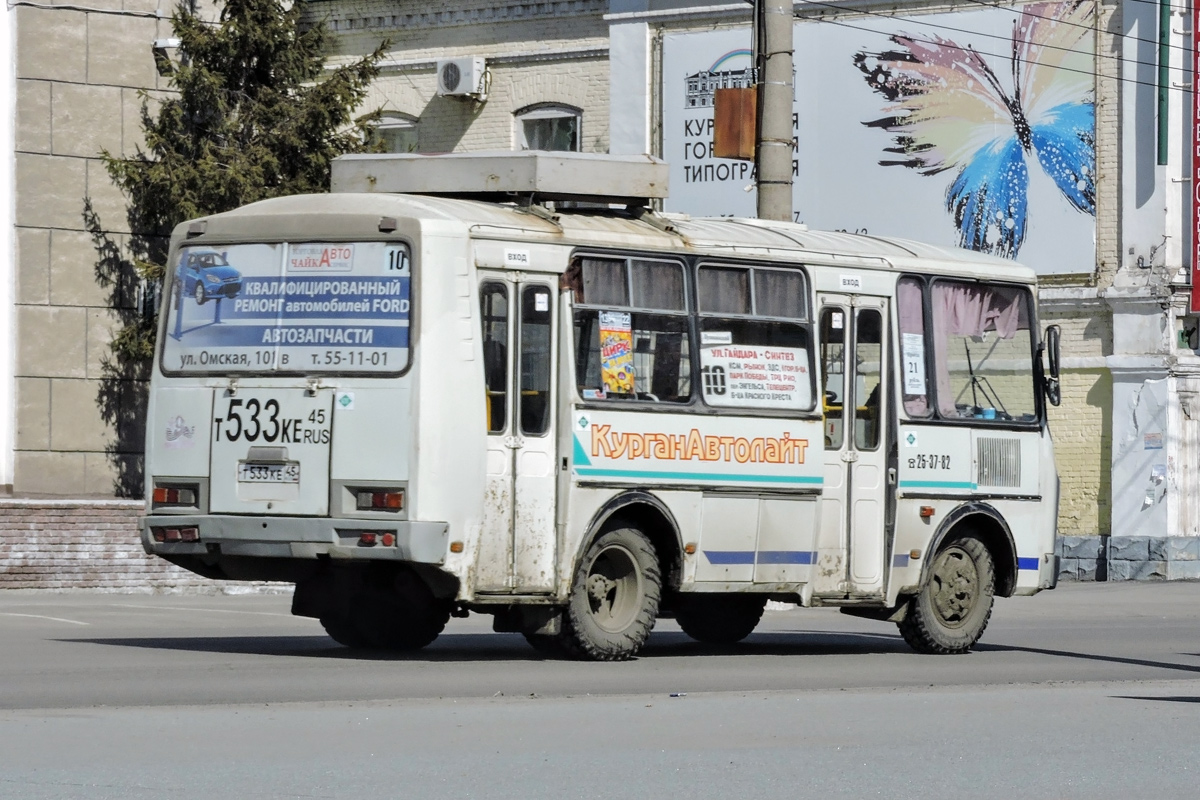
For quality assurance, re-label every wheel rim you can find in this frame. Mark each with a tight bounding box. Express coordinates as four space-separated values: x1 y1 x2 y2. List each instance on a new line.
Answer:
928 546 979 629
194 283 205 303
583 544 642 633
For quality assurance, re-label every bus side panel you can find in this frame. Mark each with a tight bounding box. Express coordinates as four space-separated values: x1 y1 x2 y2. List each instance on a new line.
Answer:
413 230 487 594
147 386 214 484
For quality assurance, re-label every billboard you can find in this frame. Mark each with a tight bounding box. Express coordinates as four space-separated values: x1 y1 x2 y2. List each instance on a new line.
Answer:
662 1 1096 275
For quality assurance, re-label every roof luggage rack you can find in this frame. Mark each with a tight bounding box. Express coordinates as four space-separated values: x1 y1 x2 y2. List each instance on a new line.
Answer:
330 151 669 208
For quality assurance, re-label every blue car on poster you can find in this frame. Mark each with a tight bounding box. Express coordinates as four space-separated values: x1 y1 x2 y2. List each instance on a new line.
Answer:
181 249 243 305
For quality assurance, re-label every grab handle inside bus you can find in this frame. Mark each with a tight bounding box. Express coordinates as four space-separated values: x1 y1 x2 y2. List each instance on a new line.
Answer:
1044 324 1061 407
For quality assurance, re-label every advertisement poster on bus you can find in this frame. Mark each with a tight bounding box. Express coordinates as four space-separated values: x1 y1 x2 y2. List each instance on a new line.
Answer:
599 310 635 395
660 1 1096 275
161 242 411 374
699 338 811 410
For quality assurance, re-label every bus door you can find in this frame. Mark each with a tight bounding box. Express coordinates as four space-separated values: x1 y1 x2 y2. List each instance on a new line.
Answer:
476 276 558 593
814 294 890 598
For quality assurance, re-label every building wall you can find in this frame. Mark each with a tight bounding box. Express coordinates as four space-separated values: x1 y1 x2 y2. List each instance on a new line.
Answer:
11 2 184 498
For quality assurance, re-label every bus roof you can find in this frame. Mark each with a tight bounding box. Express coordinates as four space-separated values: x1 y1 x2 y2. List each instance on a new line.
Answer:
172 191 1037 284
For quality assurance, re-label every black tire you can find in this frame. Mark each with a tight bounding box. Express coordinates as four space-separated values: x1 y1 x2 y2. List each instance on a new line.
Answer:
898 535 995 655
675 594 767 644
522 632 572 658
321 569 450 652
320 614 371 649
193 281 206 305
560 527 661 661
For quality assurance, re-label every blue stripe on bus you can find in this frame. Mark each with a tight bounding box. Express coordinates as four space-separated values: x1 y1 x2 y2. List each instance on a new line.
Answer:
892 553 910 567
899 480 978 490
574 467 823 485
704 550 756 565
1017 557 1040 571
703 550 816 565
756 550 816 565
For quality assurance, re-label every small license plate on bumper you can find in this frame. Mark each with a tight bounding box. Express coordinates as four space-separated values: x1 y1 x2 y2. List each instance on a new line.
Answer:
237 462 300 483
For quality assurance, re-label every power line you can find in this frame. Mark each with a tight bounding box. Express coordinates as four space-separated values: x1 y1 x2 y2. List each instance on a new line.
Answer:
803 13 1195 95
954 0 1191 55
799 0 1189 77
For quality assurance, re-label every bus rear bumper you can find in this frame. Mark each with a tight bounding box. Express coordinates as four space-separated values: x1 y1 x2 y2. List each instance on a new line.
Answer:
141 515 450 565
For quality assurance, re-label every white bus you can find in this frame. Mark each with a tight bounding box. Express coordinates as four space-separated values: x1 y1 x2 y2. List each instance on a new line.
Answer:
142 153 1062 660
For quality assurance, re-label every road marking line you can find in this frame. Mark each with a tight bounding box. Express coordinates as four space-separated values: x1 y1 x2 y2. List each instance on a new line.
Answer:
109 603 295 618
0 613 90 626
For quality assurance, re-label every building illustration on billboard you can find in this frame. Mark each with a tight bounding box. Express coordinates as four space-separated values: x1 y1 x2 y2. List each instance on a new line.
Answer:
684 49 756 108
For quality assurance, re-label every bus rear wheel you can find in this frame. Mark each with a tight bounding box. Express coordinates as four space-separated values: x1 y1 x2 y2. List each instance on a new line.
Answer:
675 594 766 644
321 568 450 651
561 527 661 661
898 535 995 655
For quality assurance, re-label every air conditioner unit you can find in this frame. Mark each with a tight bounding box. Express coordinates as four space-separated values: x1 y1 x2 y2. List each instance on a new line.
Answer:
436 57 487 98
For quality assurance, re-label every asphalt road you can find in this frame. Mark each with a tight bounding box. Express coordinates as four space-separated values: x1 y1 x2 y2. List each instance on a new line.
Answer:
1 582 1198 798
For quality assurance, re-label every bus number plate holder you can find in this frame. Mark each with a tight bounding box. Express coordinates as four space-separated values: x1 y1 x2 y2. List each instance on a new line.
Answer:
237 462 301 483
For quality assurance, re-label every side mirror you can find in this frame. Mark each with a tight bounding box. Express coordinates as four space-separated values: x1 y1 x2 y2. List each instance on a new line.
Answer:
1044 324 1061 407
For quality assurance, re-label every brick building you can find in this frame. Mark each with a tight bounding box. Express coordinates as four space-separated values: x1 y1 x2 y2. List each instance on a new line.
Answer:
1 0 1197 587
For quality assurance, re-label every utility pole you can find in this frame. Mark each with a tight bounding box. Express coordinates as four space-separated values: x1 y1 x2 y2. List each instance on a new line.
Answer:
755 0 794 222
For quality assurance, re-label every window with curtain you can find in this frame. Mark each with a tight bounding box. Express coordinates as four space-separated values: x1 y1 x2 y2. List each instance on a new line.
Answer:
930 280 1036 422
568 256 691 403
695 263 814 411
897 277 932 418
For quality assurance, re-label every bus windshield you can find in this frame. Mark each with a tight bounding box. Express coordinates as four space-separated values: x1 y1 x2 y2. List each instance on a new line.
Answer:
160 241 411 375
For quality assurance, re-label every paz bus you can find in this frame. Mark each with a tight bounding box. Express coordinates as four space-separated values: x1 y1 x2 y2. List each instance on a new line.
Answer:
141 152 1062 661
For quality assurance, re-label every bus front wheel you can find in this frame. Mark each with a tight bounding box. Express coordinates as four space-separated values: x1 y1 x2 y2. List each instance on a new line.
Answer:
675 594 766 644
562 527 661 661
898 535 995 655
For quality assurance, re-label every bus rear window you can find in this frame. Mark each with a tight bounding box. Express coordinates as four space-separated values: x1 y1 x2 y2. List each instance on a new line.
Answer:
160 241 411 375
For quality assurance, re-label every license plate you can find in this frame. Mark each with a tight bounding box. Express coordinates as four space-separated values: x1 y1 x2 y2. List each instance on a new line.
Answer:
237 462 300 483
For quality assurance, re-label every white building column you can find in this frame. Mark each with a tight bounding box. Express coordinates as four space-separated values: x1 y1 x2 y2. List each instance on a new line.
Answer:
607 15 651 155
1 7 16 494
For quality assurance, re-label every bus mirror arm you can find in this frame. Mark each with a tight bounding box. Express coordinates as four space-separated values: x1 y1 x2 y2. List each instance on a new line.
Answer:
1042 325 1062 407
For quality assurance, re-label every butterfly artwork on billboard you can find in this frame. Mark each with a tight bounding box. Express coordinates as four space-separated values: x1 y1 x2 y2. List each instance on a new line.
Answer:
854 0 1095 258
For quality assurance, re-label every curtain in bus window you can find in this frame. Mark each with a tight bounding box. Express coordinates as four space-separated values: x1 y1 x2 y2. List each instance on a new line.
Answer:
897 278 931 417
931 282 1035 422
631 259 685 310
754 270 806 319
580 258 628 306
698 267 751 314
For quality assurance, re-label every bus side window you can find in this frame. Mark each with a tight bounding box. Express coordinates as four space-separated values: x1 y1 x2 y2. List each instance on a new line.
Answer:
820 307 845 449
481 282 508 433
696 263 814 412
572 256 691 403
520 285 552 435
854 308 882 450
897 277 931 418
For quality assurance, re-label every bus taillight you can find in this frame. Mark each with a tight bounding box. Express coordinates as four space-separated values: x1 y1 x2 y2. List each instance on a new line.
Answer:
151 526 200 543
152 486 197 507
356 490 404 511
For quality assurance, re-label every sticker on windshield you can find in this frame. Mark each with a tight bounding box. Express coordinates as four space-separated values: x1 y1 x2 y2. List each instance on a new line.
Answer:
161 242 411 374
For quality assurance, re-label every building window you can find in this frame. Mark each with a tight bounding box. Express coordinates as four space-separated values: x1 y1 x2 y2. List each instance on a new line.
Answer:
515 104 581 151
371 113 419 153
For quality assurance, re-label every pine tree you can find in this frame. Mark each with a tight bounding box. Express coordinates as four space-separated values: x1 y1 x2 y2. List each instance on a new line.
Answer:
101 0 387 361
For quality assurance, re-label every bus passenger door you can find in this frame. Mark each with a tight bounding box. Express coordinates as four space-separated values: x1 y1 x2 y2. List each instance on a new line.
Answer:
814 294 890 598
476 276 558 594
